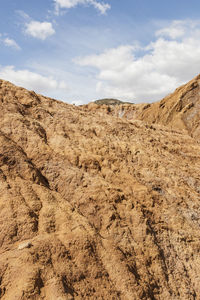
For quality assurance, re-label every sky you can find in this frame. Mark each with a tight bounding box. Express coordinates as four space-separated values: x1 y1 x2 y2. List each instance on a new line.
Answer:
1 0 200 104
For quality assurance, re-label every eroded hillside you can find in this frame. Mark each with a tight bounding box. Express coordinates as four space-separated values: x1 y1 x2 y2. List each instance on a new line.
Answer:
86 75 200 140
0 79 200 299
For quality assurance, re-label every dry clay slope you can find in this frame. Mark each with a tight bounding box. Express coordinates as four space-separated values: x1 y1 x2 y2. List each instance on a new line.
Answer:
0 79 200 300
136 74 200 138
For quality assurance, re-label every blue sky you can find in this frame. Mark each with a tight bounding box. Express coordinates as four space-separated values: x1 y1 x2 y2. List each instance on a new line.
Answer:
1 0 200 104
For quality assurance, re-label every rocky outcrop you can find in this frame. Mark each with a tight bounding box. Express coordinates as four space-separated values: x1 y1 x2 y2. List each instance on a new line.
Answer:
0 78 200 299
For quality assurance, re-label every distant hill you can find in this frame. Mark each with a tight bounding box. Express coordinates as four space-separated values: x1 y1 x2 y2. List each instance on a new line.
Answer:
93 98 134 105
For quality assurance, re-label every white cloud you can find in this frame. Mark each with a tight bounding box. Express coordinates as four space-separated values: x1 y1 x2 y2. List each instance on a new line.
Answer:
16 10 31 21
55 0 85 8
156 20 185 39
3 38 21 50
0 34 21 50
89 0 110 14
75 20 200 102
0 66 68 96
54 0 110 15
155 20 200 39
25 21 55 40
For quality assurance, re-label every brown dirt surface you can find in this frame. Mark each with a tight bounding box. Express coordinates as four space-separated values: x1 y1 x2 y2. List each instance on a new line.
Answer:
0 77 200 299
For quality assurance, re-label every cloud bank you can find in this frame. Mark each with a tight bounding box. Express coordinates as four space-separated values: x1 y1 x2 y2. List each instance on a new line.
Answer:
0 66 68 96
76 20 200 102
